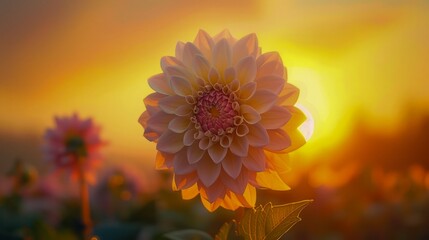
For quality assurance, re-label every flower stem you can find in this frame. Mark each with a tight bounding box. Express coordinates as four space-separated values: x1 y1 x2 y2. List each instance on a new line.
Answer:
77 157 92 239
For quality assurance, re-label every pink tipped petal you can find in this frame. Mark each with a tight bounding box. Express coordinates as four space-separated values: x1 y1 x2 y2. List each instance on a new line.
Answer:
174 104 193 116
221 153 242 179
233 33 258 64
174 173 198 190
164 65 194 83
256 52 284 78
187 142 205 164
156 130 184 154
230 136 249 157
170 76 193 96
220 135 232 148
255 75 285 94
143 92 164 109
213 29 235 43
168 117 190 133
148 73 173 95
236 56 256 84
182 42 203 67
221 170 248 194
173 150 195 174
208 67 220 85
192 54 211 79
235 124 249 137
278 83 300 106
212 39 231 75
223 67 236 84
242 147 266 172
193 29 214 60
146 110 175 132
246 123 269 147
240 104 261 124
138 111 149 129
260 105 292 129
265 129 291 152
175 41 185 60
204 181 226 202
245 90 277 113
199 136 213 150
158 95 187 114
197 157 221 187
183 129 197 146
161 55 184 68
239 82 257 100
208 143 228 164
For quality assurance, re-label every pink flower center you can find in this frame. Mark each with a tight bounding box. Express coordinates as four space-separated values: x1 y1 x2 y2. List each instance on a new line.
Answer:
195 90 237 134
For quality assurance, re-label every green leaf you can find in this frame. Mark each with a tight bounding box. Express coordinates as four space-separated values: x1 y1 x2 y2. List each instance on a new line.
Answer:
164 229 213 240
215 221 242 240
237 200 313 240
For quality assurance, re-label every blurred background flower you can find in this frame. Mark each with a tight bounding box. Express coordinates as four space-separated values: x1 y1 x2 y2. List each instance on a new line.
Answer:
1 0 428 239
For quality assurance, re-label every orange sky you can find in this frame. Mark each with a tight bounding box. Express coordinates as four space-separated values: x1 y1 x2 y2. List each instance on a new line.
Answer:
1 1 428 169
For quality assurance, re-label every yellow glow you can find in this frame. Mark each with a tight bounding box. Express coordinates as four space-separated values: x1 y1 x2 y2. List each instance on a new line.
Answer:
296 104 314 142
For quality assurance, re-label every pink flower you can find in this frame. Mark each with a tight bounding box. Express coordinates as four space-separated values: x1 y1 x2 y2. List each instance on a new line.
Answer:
44 113 104 183
139 30 306 211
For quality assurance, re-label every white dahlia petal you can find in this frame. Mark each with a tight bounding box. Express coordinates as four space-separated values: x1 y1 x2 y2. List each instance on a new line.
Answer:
175 41 185 60
221 153 242 179
246 123 269 147
158 95 187 114
168 116 190 133
182 42 203 67
148 73 173 95
255 75 285 94
208 142 228 164
161 56 185 72
156 130 184 154
170 76 193 96
193 29 214 60
230 135 249 157
256 52 284 78
212 39 232 75
187 142 205 164
246 90 277 113
265 129 291 152
242 147 266 172
240 104 261 124
192 54 211 79
173 150 196 175
236 56 256 84
239 82 257 100
197 157 221 187
203 181 226 203
259 105 292 129
145 110 173 131
183 128 197 146
233 33 258 64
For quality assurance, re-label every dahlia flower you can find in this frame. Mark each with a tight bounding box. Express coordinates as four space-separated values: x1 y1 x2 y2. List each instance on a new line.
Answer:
139 30 306 211
44 113 104 183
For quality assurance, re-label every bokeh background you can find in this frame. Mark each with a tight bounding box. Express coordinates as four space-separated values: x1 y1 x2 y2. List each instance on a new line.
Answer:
1 0 429 239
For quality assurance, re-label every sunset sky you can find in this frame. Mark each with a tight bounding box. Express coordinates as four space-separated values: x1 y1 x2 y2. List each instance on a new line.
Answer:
1 0 428 171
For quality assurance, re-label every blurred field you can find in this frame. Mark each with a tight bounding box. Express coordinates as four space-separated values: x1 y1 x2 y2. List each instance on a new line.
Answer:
1 1 429 239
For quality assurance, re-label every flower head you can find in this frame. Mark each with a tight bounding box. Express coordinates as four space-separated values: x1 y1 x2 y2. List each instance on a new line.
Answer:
44 113 104 183
139 30 306 211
